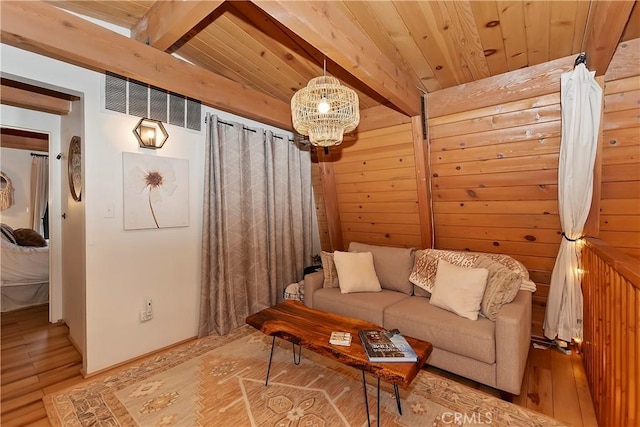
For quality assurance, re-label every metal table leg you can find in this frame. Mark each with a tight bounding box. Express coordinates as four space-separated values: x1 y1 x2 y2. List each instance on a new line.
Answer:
362 372 383 427
265 336 276 386
362 371 371 427
394 383 402 415
265 338 303 386
376 377 381 426
292 343 302 365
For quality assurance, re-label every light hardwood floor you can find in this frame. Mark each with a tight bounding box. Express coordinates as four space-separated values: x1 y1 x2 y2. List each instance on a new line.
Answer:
1 304 83 426
2 304 598 426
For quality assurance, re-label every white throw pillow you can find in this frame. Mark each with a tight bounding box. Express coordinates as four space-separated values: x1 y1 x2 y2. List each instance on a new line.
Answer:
333 251 382 294
429 259 489 320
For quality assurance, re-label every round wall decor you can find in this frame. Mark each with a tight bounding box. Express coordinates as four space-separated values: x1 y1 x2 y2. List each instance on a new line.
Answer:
68 136 82 202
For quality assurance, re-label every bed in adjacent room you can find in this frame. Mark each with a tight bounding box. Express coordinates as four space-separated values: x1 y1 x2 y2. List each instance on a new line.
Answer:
1 225 49 312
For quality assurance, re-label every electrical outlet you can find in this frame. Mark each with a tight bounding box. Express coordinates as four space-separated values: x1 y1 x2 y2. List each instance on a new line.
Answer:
140 310 151 322
140 299 153 322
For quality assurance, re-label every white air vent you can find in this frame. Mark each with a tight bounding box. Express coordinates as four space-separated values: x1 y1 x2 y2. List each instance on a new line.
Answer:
104 72 201 132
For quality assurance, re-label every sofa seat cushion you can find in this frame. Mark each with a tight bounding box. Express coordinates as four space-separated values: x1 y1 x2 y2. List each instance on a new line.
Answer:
383 297 496 364
313 288 410 326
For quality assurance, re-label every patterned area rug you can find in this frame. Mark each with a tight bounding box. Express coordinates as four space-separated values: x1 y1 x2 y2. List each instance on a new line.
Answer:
45 326 564 426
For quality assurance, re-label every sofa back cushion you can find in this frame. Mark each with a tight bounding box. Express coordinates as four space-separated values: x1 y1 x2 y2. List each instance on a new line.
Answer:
348 242 415 295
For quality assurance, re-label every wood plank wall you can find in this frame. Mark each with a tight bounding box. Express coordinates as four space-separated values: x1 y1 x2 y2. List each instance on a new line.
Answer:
313 123 422 251
332 124 422 250
582 238 639 427
600 75 640 259
427 94 562 338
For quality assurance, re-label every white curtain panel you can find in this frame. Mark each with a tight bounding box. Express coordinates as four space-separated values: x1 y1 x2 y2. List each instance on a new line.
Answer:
543 63 602 342
30 156 49 235
199 114 313 336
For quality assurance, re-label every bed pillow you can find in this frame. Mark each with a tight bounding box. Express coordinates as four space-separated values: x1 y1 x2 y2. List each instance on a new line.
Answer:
429 259 488 320
14 228 47 247
320 251 339 288
0 223 17 244
333 251 381 294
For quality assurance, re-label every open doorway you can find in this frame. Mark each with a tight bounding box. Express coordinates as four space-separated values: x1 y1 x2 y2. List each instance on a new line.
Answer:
0 117 63 324
0 127 51 312
1 75 86 368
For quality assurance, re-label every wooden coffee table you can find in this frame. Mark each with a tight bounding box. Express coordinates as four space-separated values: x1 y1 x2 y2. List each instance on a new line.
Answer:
246 300 433 426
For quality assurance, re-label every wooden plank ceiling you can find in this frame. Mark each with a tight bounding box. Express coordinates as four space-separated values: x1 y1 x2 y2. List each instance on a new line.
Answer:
24 1 640 121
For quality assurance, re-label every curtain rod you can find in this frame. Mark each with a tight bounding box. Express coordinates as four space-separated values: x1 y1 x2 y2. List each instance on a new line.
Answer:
207 117 294 143
31 153 48 158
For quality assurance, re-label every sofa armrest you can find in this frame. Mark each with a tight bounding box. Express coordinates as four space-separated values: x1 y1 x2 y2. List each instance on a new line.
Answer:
495 290 532 394
303 270 324 309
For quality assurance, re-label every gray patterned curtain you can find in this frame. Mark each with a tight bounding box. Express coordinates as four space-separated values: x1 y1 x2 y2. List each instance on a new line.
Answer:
199 114 313 336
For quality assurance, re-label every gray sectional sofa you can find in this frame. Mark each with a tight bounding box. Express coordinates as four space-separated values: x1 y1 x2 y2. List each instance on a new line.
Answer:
303 242 532 395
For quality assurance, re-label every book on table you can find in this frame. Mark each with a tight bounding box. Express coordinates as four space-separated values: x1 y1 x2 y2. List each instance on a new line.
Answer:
358 329 418 363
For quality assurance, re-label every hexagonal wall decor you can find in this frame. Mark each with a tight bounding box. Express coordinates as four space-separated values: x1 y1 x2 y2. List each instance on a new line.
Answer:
133 118 168 149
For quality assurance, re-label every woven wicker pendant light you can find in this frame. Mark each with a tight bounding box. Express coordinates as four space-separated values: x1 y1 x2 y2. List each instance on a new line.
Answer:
291 62 359 150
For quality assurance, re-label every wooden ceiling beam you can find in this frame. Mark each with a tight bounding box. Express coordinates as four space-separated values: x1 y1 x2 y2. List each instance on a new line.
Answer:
251 0 422 117
131 0 224 52
0 83 72 115
1 129 48 152
1 1 292 130
583 0 636 75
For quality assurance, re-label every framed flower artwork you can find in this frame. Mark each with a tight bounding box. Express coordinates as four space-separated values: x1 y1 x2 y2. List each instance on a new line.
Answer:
122 152 189 230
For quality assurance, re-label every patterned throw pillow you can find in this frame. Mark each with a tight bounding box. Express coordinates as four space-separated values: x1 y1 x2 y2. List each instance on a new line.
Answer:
474 255 522 321
0 223 17 244
14 228 47 247
320 251 339 288
409 249 480 294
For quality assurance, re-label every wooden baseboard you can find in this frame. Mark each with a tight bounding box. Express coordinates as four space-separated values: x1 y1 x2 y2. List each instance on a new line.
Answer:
82 336 198 379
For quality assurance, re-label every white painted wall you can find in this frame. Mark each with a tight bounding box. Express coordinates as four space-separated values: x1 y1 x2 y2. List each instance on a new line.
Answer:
1 44 203 373
1 38 297 373
0 148 47 228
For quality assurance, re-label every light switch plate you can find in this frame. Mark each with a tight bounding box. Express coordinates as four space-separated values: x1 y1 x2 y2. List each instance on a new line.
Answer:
104 202 114 218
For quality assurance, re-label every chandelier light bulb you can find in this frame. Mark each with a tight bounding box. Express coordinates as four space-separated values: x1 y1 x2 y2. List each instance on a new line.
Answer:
317 98 331 114
146 129 156 140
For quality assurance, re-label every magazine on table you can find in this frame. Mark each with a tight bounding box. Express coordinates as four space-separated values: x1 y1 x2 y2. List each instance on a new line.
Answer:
358 329 418 362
